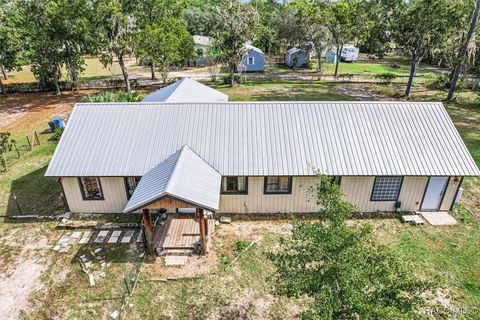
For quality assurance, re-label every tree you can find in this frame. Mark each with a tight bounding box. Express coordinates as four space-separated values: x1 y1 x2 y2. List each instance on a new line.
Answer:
0 132 13 171
327 0 365 78
205 45 224 81
448 0 480 101
136 19 194 84
19 0 95 94
95 0 139 92
394 0 458 97
289 0 331 80
136 0 186 80
270 175 430 319
213 0 259 87
0 0 23 96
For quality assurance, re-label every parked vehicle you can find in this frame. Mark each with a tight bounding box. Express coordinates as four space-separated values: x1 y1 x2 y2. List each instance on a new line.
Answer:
340 46 359 62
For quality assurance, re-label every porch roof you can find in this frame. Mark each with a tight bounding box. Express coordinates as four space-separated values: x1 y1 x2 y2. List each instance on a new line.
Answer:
123 145 221 213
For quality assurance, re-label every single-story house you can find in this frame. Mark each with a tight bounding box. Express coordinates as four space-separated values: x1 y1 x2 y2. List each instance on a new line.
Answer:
142 78 228 103
241 44 265 72
46 102 479 216
188 35 212 67
285 47 310 68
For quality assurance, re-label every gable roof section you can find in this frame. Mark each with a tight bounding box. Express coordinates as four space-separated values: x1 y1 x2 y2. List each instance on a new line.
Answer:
141 78 228 103
123 145 221 213
45 102 480 177
245 44 264 55
193 35 212 46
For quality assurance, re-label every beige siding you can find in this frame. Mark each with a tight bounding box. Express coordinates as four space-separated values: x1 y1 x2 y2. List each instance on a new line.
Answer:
341 176 428 212
218 177 320 214
62 177 127 213
63 175 457 214
439 177 461 211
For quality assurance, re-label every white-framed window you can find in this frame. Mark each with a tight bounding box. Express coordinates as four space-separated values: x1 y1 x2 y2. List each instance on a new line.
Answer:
221 176 248 194
247 57 254 65
371 177 403 201
264 176 292 194
78 177 104 200
124 176 141 199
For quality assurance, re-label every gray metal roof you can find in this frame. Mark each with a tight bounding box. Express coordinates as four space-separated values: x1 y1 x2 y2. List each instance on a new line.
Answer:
45 101 480 177
245 44 264 55
123 145 221 213
193 35 212 46
141 78 228 103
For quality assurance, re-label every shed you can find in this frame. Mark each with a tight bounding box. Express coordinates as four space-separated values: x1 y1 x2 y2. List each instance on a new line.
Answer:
241 44 265 72
326 50 337 64
285 47 309 68
141 78 228 103
189 35 212 67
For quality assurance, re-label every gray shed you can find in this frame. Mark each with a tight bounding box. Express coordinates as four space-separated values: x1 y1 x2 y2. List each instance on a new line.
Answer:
241 44 265 72
285 47 309 68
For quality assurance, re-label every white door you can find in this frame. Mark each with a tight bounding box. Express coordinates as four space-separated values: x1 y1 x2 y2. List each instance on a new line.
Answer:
421 177 448 211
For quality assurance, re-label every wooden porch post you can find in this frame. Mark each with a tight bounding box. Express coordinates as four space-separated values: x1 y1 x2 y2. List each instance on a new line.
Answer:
142 208 154 255
198 208 207 255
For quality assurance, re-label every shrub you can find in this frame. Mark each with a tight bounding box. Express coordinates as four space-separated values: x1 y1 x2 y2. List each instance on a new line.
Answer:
233 239 251 253
374 72 397 83
428 74 450 90
222 74 243 85
48 128 64 142
81 91 143 102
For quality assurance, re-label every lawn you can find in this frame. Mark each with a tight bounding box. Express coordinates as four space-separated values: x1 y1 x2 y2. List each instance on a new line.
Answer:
0 79 479 319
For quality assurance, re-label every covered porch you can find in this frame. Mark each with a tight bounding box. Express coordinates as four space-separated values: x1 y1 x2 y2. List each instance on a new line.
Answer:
123 146 222 258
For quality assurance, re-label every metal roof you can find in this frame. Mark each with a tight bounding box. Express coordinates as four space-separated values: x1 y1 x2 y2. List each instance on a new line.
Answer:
123 145 221 213
45 101 480 177
141 78 229 103
193 35 212 46
245 44 264 55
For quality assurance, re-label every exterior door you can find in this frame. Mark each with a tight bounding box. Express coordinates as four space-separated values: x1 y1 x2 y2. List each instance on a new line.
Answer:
421 177 448 211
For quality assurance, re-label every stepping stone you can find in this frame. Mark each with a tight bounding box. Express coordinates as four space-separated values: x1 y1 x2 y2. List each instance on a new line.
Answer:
57 233 71 245
108 231 122 244
58 244 71 253
165 255 187 266
136 231 144 243
94 231 109 243
68 231 82 244
79 231 93 244
121 230 135 244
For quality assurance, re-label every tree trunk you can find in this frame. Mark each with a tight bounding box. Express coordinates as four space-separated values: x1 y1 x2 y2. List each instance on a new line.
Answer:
0 77 6 97
448 0 480 101
229 63 235 87
150 62 156 80
316 53 323 80
53 69 61 95
118 54 131 92
334 44 343 78
0 65 7 80
405 49 419 97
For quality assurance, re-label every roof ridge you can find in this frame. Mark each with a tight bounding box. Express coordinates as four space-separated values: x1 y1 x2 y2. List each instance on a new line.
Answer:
165 78 187 102
164 145 189 193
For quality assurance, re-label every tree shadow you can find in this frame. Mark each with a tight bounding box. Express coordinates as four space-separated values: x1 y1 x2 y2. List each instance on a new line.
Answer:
3 164 64 222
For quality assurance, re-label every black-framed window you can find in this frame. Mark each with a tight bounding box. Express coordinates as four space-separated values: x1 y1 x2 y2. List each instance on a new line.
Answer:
78 177 104 200
221 176 248 194
125 176 141 199
264 176 292 194
371 177 403 201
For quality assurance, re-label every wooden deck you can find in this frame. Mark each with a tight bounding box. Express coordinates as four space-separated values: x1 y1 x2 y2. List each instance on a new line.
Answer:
154 215 215 256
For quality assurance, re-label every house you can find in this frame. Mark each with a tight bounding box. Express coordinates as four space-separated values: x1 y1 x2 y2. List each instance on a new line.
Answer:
340 45 359 62
188 35 212 67
46 102 479 218
142 78 228 103
285 47 309 68
241 44 265 72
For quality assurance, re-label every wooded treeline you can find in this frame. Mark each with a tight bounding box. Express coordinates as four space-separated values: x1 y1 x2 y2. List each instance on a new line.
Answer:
1 0 479 98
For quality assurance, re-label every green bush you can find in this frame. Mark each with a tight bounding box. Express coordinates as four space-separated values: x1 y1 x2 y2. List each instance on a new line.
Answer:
374 72 397 83
428 74 450 89
222 74 243 85
81 90 143 102
233 239 251 253
48 128 64 142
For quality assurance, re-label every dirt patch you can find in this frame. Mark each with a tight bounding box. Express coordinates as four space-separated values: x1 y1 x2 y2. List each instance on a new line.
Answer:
0 91 92 132
0 229 51 320
335 83 391 101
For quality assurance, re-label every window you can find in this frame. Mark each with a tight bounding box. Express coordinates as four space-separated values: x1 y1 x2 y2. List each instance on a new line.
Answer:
221 176 248 194
331 176 342 186
78 177 104 200
371 177 403 201
264 176 292 194
247 57 254 65
124 177 141 199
